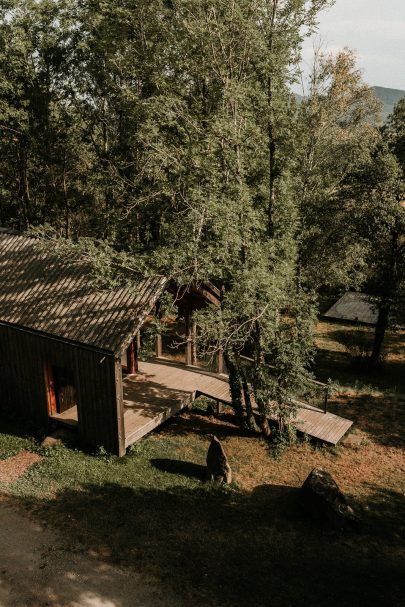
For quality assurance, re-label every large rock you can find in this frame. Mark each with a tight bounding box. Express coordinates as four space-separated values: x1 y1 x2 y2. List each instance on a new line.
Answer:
206 436 232 484
301 468 357 526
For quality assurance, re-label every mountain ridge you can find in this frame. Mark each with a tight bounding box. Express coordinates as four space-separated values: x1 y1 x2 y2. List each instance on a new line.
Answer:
294 86 405 122
372 86 405 120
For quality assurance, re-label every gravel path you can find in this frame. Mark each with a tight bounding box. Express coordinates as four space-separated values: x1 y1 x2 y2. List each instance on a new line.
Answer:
0 501 184 607
0 451 42 483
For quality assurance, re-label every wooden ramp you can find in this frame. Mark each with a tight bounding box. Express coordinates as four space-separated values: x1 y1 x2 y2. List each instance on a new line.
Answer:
281 400 353 445
123 359 352 447
123 359 231 447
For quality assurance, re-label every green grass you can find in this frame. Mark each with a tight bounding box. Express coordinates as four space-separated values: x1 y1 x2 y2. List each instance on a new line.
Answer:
0 420 36 460
14 436 205 497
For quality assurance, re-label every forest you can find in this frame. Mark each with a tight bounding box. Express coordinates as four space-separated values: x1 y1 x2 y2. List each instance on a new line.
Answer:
1 0 404 432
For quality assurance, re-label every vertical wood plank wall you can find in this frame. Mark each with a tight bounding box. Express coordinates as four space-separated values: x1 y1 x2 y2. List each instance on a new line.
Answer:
0 324 122 454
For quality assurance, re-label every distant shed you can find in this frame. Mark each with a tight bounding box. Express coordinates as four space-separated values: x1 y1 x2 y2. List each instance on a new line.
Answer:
324 292 379 325
0 233 166 455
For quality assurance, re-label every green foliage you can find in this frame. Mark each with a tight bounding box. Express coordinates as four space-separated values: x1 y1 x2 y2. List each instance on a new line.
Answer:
269 425 299 459
383 97 405 177
296 48 382 291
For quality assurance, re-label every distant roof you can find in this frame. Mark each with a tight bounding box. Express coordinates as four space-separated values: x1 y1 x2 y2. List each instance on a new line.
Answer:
324 292 379 325
0 233 166 354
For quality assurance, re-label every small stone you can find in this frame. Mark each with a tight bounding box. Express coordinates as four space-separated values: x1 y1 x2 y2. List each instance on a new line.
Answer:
340 432 364 448
41 436 62 448
206 436 232 484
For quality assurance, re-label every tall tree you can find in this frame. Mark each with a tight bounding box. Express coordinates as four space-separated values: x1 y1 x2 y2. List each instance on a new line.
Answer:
295 48 381 291
383 97 405 177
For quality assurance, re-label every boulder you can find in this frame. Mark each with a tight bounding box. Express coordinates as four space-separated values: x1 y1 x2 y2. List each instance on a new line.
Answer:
301 468 357 526
206 436 232 484
41 436 62 448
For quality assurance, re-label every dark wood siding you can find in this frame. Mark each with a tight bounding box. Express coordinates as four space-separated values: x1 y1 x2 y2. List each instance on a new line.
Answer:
0 324 123 455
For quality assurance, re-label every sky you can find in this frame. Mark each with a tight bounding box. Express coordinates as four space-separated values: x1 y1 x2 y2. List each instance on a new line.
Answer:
297 0 405 92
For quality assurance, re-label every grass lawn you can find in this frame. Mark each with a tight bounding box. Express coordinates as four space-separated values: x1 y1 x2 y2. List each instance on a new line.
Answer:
0 321 404 607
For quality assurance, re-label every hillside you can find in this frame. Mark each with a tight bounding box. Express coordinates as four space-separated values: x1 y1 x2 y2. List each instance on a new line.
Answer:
372 86 405 120
294 86 405 122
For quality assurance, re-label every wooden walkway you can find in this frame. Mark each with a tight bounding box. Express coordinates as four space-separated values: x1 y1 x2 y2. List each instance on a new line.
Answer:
123 359 352 447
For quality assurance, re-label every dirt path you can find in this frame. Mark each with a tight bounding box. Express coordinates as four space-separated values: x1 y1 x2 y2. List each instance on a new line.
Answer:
0 451 42 483
0 501 184 607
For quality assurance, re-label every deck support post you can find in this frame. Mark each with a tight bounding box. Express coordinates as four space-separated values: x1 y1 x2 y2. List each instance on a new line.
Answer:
191 320 197 366
185 311 192 366
217 347 224 374
155 333 162 358
155 300 163 358
126 337 138 374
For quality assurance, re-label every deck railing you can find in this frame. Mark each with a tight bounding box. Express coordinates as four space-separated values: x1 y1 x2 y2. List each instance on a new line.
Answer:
238 355 330 414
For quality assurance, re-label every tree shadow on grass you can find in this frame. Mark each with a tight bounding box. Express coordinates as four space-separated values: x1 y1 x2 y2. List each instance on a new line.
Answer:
159 410 247 441
15 481 405 607
314 330 405 395
358 484 405 539
328 392 405 448
150 458 206 480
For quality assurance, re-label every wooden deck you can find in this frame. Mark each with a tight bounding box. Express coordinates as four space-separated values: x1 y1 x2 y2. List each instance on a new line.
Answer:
123 359 353 447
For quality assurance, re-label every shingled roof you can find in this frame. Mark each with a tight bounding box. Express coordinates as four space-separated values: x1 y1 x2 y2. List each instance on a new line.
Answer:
0 233 166 354
324 292 379 325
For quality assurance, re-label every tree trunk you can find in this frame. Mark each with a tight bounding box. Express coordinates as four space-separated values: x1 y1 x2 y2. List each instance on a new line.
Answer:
17 135 31 228
191 320 198 366
241 373 258 432
266 1 278 237
370 304 389 364
224 350 244 425
370 231 399 365
62 151 70 238
268 108 276 236
250 318 271 435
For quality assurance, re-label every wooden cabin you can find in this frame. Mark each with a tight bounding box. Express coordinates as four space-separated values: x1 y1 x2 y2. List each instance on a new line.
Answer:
0 232 220 455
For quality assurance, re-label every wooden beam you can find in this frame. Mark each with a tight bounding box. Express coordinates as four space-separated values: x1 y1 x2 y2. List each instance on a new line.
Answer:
191 320 197 366
217 348 224 374
126 337 138 374
155 333 162 358
114 359 126 457
185 312 192 366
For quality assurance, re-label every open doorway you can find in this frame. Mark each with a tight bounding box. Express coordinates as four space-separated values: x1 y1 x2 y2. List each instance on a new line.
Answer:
44 364 78 427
